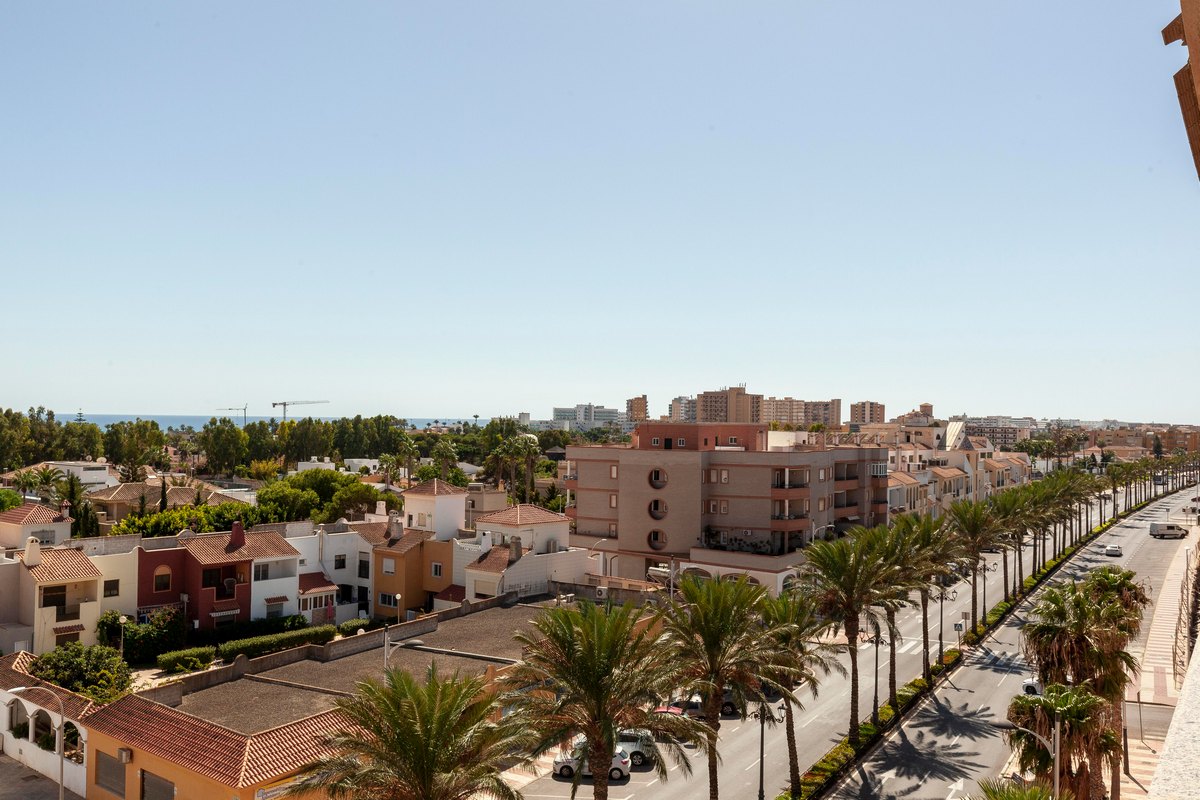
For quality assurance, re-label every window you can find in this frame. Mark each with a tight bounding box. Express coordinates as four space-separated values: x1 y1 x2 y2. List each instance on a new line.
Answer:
609 494 618 508
818 498 826 511
608 523 618 535
720 500 728 514
379 592 398 608
201 568 221 589
96 751 126 797
104 579 120 598
728 437 738 445
677 438 685 447
41 584 66 609
818 468 826 481
266 605 282 619
649 469 667 489
651 437 660 446
432 562 443 578
720 469 729 484
334 554 347 570
153 566 171 592
56 631 80 646
610 465 618 479
253 563 270 582
141 769 175 800
383 558 396 575
418 513 428 527
708 469 718 483
358 558 370 579
708 500 718 514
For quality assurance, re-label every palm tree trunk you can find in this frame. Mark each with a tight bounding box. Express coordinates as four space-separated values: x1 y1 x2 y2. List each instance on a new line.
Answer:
590 738 611 800
1111 699 1124 800
784 692 800 797
920 589 931 683
706 694 722 800
847 618 861 748
970 567 979 634
886 608 898 709
1001 549 1010 604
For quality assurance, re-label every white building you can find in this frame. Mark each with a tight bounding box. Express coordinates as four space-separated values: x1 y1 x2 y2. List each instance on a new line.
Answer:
0 502 72 549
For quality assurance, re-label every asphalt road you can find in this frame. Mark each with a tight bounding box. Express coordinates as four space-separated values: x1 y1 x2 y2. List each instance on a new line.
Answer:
829 487 1192 800
519 484 1175 800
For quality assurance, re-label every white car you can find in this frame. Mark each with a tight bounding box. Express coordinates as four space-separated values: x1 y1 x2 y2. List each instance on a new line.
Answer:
1104 543 1123 557
553 747 631 781
1022 678 1043 696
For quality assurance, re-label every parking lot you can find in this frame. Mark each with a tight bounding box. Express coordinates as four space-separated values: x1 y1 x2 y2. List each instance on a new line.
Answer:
0 753 82 800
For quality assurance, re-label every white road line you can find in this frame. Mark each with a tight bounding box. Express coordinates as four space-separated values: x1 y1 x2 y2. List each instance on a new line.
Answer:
745 758 760 771
730 725 740 733
646 778 659 787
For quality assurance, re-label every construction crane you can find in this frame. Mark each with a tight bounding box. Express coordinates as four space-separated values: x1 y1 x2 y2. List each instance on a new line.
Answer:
272 400 329 422
218 405 248 427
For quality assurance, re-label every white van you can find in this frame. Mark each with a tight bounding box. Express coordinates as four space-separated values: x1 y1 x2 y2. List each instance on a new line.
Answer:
1150 522 1189 539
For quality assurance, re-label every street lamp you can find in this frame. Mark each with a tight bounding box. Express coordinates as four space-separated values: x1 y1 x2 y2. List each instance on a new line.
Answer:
117 615 129 657
10 686 66 800
859 622 889 726
932 584 958 666
980 561 999 623
992 714 1060 799
750 698 784 800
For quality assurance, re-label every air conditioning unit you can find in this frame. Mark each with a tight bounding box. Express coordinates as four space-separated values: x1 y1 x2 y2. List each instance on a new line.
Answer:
595 586 608 600
117 748 133 764
546 539 559 553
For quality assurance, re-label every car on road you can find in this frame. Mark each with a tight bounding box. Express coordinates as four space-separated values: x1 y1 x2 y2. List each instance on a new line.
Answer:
617 729 656 766
553 747 631 781
1021 678 1043 696
1150 522 1189 539
1104 543 1123 557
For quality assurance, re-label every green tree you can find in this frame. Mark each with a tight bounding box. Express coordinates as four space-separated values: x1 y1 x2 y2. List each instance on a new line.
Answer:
944 499 1002 633
33 465 64 502
504 602 707 800
0 488 22 512
256 481 321 521
29 641 132 704
103 419 165 467
970 777 1072 800
1006 684 1115 800
197 417 249 476
0 409 33 471
53 473 88 536
59 421 103 461
396 431 419 487
314 482 394 524
244 420 280 462
285 666 530 800
431 437 459 481
281 417 335 465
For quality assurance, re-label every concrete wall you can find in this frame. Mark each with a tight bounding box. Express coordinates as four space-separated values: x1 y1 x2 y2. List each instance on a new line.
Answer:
0 694 88 797
92 549 139 617
501 549 590 598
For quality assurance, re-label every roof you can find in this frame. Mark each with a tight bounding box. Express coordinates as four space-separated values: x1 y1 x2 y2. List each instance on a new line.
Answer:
17 548 103 583
930 466 967 479
298 572 337 595
349 521 390 546
374 528 431 555
263 596 289 604
83 694 345 788
888 472 919 486
179 530 299 566
474 504 569 526
0 502 70 525
468 546 517 574
982 458 1011 471
53 623 86 635
434 584 466 603
401 478 468 496
0 652 94 721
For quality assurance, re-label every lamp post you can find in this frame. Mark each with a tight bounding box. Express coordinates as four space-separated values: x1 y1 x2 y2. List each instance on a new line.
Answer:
750 699 783 800
10 686 66 800
980 561 998 623
932 585 958 666
117 615 129 657
993 713 1059 798
859 622 889 726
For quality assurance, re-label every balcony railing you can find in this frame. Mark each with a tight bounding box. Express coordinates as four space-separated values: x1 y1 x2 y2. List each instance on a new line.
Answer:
771 482 809 489
56 605 81 622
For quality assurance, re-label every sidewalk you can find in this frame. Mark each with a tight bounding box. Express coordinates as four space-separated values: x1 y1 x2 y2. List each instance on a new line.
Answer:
497 749 558 792
1127 542 1193 708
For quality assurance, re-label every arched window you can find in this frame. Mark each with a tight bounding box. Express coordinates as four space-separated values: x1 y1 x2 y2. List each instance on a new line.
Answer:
153 565 172 592
6 699 28 737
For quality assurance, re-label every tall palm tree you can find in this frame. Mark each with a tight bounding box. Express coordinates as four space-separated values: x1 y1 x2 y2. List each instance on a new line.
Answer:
33 465 64 502
503 601 706 800
876 522 921 710
431 437 458 481
801 528 890 748
759 591 845 798
510 436 541 503
1006 683 1116 800
990 488 1030 602
396 432 419 487
378 453 400 492
660 575 790 800
12 468 39 497
970 778 1073 800
900 513 960 682
285 665 529 800
944 499 1002 633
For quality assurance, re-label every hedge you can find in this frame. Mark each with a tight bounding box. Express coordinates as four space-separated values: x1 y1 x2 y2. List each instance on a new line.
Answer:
156 647 217 673
216 625 337 661
789 649 962 799
190 614 309 647
337 617 386 636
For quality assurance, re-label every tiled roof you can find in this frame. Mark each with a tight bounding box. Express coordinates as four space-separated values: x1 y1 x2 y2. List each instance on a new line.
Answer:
0 652 94 721
53 624 86 635
239 709 346 786
888 472 919 486
474 504 568 526
180 530 299 566
930 466 967 479
349 521 390 546
0 502 70 525
298 572 337 595
434 584 466 603
206 491 249 506
374 529 431 555
982 458 1010 471
402 478 468 496
263 596 289 604
212 599 241 613
17 548 102 583
469 546 515 574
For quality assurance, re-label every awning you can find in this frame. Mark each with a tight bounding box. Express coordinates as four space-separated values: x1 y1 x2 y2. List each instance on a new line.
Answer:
264 596 289 604
53 624 85 635
209 608 240 618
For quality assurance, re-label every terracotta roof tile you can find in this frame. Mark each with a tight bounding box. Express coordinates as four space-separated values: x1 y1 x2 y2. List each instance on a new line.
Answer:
180 530 299 566
474 504 568 526
17 548 102 583
888 472 919 486
349 521 390 546
930 466 967 479
298 572 337 595
211 599 241 613
401 478 467 496
0 502 70 525
469 546 515 574
0 652 94 721
52 624 86 635
374 529 431 555
239 709 346 786
434 584 466 603
263 596 289 604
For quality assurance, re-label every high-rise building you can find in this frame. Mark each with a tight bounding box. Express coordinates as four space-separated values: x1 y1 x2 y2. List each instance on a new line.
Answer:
696 386 762 423
1164 0 1200 180
668 396 696 423
763 397 842 428
626 395 649 423
552 404 620 429
850 401 886 425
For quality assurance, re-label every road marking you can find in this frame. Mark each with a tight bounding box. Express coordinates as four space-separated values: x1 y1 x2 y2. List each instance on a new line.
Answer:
745 758 760 771
669 763 680 772
730 725 740 733
646 778 659 787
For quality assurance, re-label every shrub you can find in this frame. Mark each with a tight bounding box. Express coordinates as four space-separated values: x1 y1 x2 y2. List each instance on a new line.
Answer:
156 647 217 673
190 614 308 646
10 721 28 739
216 625 337 661
29 642 132 704
337 618 382 636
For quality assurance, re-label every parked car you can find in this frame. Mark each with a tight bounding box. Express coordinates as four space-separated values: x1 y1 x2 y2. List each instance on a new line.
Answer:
1104 543 1123 557
617 729 656 766
553 747 631 781
669 691 740 719
1021 678 1043 696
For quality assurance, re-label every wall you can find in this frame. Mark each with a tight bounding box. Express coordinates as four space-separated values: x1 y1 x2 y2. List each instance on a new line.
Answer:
136 546 187 612
501 549 590 598
422 539 453 595
87 727 258 800
92 549 139 617
0 519 71 549
0 695 88 797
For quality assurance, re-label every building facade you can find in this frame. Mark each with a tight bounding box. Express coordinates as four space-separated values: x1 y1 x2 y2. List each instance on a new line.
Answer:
696 387 763 424
850 401 886 425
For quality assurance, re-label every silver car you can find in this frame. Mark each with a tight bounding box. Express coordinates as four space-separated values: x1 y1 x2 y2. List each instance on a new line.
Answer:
553 746 631 781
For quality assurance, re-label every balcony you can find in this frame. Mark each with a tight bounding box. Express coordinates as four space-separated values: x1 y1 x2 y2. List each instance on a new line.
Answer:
770 484 810 500
56 605 83 622
564 474 579 488
834 478 859 491
687 545 809 572
769 516 809 532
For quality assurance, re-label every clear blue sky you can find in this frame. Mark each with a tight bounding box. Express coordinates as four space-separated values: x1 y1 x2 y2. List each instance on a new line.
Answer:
4 2 1197 424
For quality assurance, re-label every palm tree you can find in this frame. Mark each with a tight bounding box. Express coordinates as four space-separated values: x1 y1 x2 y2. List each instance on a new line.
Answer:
876 522 922 710
759 591 845 798
660 575 790 800
990 488 1030 602
1006 683 1116 800
900 513 960 682
944 499 1002 633
503 602 706 800
285 665 529 800
378 453 400 491
33 465 64 502
396 432 419 487
12 468 39 498
511 436 541 503
801 528 890 748
970 777 1073 800
431 437 458 481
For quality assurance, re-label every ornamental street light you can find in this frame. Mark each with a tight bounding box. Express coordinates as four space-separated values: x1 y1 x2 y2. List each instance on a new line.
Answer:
859 622 890 726
750 698 784 800
10 686 66 800
992 713 1060 799
932 585 958 666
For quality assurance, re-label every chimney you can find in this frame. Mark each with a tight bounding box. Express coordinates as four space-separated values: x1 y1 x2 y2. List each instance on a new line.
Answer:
24 537 41 567
230 520 246 549
510 535 522 563
387 511 402 540
480 531 492 554
59 500 71 519
375 500 386 516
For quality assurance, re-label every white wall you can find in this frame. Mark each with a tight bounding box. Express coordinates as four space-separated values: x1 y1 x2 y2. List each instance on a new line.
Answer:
0 520 71 549
403 493 467 541
0 694 88 797
91 550 139 617
500 549 591 598
288 529 373 609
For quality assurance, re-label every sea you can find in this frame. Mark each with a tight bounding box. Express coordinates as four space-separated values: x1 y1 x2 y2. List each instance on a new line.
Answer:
77 414 491 431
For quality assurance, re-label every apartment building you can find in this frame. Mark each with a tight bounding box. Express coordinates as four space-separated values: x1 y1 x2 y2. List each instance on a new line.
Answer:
0 502 72 548
626 395 649 423
565 423 888 594
850 401 886 425
696 386 762 423
552 404 621 430
1164 0 1200 181
762 397 843 428
668 396 697 423
963 420 1033 450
